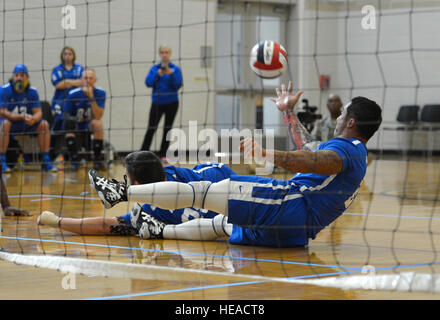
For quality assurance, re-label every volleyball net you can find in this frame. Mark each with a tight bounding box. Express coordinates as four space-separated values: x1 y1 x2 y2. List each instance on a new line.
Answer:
1 0 440 298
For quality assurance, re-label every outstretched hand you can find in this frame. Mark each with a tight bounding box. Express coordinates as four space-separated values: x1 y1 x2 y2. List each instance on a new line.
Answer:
3 206 31 217
270 81 304 112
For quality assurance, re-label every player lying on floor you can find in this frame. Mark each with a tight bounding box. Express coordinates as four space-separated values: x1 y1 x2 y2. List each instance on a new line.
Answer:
37 151 234 239
87 82 382 247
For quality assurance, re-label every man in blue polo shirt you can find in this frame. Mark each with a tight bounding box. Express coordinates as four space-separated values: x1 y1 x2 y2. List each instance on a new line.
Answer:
141 45 183 160
0 64 57 172
63 69 106 170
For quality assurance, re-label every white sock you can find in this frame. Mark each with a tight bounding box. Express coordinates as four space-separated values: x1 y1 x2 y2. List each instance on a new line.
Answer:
163 215 232 241
38 211 61 227
127 179 231 215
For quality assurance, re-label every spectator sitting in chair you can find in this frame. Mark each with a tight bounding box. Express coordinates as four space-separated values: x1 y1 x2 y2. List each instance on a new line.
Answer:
62 68 106 171
0 64 58 173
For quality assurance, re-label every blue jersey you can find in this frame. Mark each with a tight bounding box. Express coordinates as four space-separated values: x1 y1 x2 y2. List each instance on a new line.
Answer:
145 62 182 105
63 87 105 128
290 138 367 236
227 137 368 247
165 162 235 183
0 82 40 115
122 163 235 227
51 64 84 120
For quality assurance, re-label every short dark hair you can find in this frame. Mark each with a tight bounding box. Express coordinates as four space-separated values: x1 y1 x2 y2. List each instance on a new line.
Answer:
124 151 165 184
346 97 382 140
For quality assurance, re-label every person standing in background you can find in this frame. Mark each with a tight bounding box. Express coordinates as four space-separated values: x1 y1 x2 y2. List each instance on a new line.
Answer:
142 45 182 161
50 47 84 162
311 94 343 142
50 47 84 132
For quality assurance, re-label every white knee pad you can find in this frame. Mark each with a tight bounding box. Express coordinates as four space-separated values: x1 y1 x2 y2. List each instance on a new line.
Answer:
212 214 231 237
188 181 212 209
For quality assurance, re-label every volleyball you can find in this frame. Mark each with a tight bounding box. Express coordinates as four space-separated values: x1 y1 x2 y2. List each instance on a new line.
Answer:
249 40 288 79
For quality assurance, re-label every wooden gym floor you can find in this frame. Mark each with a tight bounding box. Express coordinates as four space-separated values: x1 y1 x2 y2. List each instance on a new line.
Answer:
0 155 439 300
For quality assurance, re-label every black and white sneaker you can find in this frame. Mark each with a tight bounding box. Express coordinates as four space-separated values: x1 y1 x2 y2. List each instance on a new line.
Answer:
130 203 166 239
88 169 128 209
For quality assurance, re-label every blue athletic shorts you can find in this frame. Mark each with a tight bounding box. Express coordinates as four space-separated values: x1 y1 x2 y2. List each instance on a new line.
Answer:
227 175 309 247
8 120 42 134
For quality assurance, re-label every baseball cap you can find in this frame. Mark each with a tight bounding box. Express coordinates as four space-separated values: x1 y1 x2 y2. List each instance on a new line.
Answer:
13 64 29 75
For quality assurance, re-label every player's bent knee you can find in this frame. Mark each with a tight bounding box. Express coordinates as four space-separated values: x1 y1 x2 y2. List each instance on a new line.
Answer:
1 119 11 132
212 214 231 237
37 120 49 131
90 119 103 130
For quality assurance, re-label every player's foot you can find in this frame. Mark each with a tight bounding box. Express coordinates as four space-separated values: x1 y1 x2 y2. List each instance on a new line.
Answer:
131 203 166 239
2 162 12 173
138 218 166 239
37 211 61 226
88 169 127 209
42 162 59 172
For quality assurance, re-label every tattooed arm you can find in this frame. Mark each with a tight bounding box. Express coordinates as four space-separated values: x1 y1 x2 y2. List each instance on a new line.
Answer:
267 149 342 175
271 82 321 151
240 137 342 175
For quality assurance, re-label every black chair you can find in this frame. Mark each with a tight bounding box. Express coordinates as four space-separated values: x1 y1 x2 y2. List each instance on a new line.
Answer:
380 105 420 155
420 104 440 124
420 104 440 156
396 105 419 127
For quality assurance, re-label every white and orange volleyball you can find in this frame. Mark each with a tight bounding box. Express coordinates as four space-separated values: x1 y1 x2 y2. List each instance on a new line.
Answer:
249 40 288 79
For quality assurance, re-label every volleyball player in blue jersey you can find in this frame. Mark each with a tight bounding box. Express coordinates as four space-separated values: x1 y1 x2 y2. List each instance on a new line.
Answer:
50 47 84 131
38 151 235 238
0 64 58 172
89 82 382 247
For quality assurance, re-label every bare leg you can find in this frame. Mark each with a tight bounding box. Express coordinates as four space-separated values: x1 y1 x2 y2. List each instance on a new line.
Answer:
0 120 11 153
38 211 135 236
36 120 50 153
89 119 103 140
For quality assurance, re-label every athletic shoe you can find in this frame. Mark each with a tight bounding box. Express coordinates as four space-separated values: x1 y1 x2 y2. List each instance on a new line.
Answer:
130 202 166 239
88 169 127 209
42 162 59 172
138 215 166 240
2 162 12 173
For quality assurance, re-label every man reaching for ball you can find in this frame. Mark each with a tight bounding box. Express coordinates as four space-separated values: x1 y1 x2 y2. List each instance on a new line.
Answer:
87 82 382 247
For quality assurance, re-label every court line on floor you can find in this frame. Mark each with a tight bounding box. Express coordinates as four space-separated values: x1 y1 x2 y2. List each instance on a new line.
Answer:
84 270 365 300
0 235 360 271
343 212 440 220
8 193 439 221
84 262 440 300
